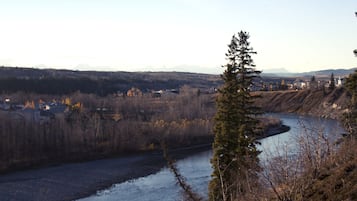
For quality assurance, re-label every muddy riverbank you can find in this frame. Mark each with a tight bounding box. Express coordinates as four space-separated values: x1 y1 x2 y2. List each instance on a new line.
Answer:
0 124 289 201
0 144 211 201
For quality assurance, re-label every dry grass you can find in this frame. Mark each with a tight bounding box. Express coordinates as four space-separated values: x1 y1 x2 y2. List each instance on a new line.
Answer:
262 128 357 201
301 138 357 201
254 88 349 119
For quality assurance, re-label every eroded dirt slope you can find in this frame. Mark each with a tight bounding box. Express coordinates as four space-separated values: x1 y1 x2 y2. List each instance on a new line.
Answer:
254 88 349 119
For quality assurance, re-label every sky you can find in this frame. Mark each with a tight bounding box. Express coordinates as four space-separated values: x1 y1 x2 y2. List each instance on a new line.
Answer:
0 0 356 74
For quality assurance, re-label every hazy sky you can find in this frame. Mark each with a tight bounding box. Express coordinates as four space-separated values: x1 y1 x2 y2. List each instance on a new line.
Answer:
0 0 356 74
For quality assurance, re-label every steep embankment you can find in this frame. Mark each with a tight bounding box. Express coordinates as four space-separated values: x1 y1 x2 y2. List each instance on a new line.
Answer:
255 88 357 201
254 87 349 119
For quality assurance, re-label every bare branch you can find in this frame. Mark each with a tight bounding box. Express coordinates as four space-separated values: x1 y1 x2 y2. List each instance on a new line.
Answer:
162 143 203 201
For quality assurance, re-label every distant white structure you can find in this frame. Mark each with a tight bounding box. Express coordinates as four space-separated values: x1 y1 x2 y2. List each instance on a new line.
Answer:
293 79 307 89
337 76 343 87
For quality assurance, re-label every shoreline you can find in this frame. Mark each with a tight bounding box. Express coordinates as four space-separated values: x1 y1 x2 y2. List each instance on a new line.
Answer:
0 144 212 201
262 124 291 138
0 125 289 201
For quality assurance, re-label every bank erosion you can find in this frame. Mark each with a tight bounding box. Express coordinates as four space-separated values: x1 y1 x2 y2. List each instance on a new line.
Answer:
254 87 349 119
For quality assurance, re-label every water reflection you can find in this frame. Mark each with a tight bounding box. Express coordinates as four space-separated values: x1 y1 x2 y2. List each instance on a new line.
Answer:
79 151 212 201
79 114 344 201
259 113 344 160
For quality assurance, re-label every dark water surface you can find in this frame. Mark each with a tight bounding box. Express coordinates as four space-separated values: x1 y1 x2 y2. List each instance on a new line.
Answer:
78 113 345 201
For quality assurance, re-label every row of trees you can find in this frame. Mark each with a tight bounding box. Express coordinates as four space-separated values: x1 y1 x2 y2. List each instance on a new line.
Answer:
0 88 215 172
0 77 191 96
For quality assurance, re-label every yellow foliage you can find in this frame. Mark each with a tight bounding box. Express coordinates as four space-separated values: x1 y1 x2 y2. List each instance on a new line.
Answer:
127 87 143 97
24 100 35 109
112 113 122 122
71 102 83 112
154 119 166 128
147 143 155 150
63 97 71 106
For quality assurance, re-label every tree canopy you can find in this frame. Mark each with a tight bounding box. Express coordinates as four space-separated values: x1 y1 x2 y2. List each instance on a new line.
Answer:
209 31 262 201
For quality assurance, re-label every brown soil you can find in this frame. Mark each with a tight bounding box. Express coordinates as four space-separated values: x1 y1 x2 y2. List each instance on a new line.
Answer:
254 88 349 119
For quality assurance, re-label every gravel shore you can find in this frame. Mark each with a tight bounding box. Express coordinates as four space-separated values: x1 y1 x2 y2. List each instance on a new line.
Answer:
0 123 289 201
0 145 211 201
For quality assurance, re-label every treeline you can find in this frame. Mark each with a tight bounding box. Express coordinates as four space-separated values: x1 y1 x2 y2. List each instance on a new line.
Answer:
0 77 193 96
0 67 222 96
0 88 215 172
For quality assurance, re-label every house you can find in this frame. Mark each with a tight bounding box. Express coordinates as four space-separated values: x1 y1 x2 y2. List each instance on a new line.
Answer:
337 77 345 87
152 90 163 98
293 79 307 90
151 89 179 98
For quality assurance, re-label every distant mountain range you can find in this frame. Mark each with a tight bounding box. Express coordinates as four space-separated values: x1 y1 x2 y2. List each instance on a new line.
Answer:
1 66 356 80
262 68 357 78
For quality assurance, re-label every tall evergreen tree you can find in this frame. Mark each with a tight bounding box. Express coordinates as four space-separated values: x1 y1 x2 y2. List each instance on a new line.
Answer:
209 31 262 201
329 73 336 90
355 12 357 57
310 75 318 90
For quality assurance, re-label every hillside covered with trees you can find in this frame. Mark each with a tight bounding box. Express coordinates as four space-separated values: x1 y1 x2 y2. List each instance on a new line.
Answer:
0 67 221 95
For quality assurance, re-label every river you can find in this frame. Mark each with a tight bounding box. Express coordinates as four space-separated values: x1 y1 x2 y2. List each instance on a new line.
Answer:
78 113 345 201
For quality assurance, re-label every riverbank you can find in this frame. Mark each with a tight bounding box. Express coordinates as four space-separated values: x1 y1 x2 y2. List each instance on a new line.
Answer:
0 122 288 201
263 124 290 138
0 144 212 201
253 88 349 119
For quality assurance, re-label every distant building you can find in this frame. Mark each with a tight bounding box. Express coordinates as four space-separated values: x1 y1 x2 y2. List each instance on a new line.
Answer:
293 79 307 90
151 89 179 97
152 90 163 98
337 77 345 87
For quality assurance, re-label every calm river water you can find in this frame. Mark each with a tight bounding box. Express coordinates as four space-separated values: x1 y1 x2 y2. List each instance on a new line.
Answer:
78 113 345 201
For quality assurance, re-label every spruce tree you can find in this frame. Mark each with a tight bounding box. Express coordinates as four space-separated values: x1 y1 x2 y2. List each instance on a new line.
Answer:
329 73 335 90
310 75 318 90
354 12 357 57
209 31 262 201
